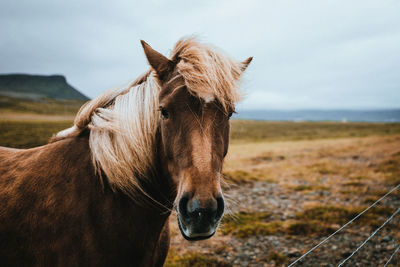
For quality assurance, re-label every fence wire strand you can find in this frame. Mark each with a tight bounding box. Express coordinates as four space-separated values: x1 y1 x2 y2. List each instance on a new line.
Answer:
288 183 400 267
384 244 400 267
337 207 400 266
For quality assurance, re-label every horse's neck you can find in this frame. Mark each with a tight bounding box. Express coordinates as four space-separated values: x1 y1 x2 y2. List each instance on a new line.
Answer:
43 132 176 217
44 135 173 226
138 140 176 214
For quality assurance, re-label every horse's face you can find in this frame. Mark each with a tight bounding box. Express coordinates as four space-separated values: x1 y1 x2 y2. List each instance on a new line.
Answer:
141 40 251 240
158 74 229 240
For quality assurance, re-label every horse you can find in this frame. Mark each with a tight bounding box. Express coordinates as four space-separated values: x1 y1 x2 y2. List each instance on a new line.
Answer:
0 37 252 266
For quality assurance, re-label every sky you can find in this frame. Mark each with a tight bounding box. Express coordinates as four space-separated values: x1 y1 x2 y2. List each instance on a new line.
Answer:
0 0 399 110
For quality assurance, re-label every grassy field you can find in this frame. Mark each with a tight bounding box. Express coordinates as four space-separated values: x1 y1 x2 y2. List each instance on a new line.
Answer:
0 120 73 148
1 116 400 148
230 120 400 143
1 115 399 266
0 95 85 115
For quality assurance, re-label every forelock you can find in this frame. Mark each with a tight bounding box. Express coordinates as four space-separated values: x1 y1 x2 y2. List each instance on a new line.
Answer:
170 37 243 112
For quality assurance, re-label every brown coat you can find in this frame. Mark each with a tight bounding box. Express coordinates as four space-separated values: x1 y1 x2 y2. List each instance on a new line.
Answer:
0 133 172 267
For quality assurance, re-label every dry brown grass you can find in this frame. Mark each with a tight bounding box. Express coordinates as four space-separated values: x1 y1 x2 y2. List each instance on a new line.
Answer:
165 248 230 267
224 135 400 195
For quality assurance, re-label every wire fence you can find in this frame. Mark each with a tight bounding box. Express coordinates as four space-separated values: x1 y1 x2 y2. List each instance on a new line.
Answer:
384 244 400 267
288 183 400 267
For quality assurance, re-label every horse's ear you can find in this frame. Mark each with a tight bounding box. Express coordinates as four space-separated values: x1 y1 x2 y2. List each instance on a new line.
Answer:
141 40 172 80
240 57 253 72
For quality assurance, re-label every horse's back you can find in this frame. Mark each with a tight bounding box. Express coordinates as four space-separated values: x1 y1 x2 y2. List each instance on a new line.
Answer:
0 146 22 154
0 146 23 170
0 145 35 198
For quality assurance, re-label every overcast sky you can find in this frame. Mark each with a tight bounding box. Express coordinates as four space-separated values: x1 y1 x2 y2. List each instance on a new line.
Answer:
1 0 399 110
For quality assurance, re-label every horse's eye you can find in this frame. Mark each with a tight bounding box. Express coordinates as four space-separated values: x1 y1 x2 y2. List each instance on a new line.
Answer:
160 108 169 119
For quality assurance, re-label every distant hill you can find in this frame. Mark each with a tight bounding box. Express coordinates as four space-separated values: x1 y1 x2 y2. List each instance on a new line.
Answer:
0 74 89 101
0 74 89 115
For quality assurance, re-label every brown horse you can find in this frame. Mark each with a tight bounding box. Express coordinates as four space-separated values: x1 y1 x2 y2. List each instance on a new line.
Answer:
0 38 252 266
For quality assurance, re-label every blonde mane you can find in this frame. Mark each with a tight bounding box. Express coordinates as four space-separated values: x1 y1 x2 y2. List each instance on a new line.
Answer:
53 38 244 198
171 37 243 111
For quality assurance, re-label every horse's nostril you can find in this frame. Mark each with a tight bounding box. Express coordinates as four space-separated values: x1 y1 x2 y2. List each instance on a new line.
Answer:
178 195 189 217
216 196 225 220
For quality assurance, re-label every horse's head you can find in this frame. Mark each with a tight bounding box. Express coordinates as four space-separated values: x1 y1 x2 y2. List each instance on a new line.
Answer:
141 39 252 241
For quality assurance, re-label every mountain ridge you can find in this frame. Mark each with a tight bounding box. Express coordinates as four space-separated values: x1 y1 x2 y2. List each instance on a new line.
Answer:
0 74 89 101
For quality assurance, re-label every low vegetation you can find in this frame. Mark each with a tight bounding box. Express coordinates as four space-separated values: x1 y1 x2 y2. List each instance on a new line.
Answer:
220 211 334 238
165 249 230 267
375 155 400 185
265 251 289 266
295 205 396 228
290 184 330 192
230 120 400 143
0 120 73 148
221 204 397 239
0 95 85 115
220 211 282 237
223 170 261 184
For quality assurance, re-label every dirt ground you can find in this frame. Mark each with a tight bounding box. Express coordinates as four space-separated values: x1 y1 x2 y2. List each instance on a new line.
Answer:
166 135 400 266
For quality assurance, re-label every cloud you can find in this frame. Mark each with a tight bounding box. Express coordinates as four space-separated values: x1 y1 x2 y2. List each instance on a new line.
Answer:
0 0 399 109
